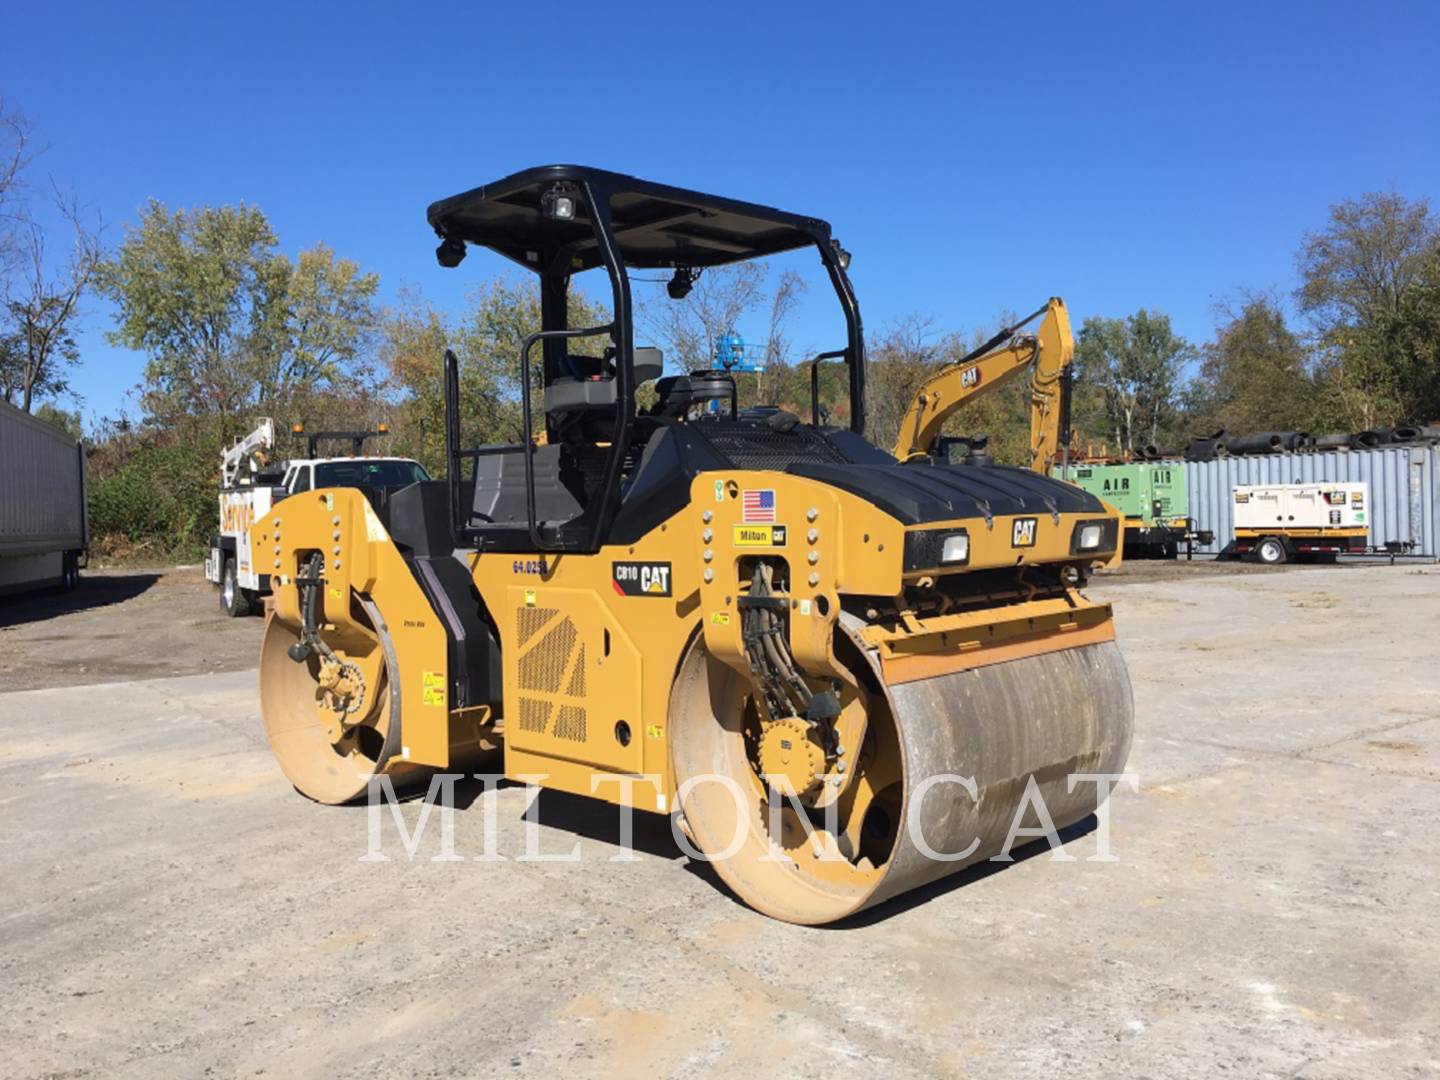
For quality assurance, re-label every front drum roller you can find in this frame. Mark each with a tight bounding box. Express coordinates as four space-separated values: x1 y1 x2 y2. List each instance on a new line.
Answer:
259 598 423 805
670 619 1134 924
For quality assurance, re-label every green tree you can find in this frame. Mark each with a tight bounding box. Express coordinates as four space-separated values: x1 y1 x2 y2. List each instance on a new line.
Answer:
1297 192 1438 428
33 401 83 439
100 202 379 432
1186 296 1318 435
1343 240 1440 426
1074 310 1194 454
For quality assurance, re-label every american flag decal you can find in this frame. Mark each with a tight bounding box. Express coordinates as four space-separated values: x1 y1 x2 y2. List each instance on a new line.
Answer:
741 489 776 523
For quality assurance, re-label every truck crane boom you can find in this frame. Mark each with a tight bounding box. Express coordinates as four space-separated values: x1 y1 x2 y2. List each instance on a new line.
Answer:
220 418 277 488
891 297 1074 474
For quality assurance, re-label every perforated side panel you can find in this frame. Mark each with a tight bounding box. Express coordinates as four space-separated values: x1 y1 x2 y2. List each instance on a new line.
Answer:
515 608 587 743
517 606 559 647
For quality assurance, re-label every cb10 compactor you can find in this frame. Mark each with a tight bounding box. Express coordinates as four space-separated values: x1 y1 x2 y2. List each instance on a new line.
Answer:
254 166 1134 924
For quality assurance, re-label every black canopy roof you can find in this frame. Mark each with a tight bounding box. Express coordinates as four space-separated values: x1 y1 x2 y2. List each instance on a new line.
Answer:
426 165 833 273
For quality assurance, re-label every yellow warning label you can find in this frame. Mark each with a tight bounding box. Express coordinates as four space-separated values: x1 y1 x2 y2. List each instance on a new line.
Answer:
524 589 537 607
645 723 663 740
328 588 343 600
709 611 731 626
422 671 445 708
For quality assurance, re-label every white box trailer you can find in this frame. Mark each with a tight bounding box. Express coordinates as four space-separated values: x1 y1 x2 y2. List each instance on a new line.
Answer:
1231 481 1368 563
0 398 88 596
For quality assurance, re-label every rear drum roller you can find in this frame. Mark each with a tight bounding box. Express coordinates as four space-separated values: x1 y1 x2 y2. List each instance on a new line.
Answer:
259 598 419 804
670 621 1134 925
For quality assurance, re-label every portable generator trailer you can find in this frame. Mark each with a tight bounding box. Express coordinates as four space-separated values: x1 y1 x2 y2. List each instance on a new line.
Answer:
1231 481 1368 564
252 165 1134 924
205 420 428 616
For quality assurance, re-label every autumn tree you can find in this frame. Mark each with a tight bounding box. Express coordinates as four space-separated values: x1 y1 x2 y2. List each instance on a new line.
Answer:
0 101 29 273
637 262 807 392
0 105 100 413
1186 295 1318 436
381 276 609 472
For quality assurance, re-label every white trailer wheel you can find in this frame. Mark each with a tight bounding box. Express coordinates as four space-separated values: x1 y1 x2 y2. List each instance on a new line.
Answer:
1255 537 1287 565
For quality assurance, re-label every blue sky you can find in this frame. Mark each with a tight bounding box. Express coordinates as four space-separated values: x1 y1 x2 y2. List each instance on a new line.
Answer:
5 1 1439 425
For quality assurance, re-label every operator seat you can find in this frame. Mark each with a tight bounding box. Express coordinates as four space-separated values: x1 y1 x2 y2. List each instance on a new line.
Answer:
543 346 664 419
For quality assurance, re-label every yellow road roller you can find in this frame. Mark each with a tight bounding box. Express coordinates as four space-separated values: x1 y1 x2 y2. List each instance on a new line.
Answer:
255 166 1133 924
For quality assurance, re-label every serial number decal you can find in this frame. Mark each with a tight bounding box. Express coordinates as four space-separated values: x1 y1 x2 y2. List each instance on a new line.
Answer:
512 558 549 575
612 560 673 597
732 524 788 547
1011 517 1037 547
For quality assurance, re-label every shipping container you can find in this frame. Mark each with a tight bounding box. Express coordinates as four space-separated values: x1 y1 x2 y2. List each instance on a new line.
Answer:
0 398 88 595
1184 445 1440 559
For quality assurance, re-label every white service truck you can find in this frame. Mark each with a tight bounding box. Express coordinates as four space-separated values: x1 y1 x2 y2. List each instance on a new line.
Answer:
204 420 429 615
1232 481 1369 564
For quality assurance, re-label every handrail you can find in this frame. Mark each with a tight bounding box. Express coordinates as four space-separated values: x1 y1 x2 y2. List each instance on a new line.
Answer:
444 349 464 546
517 323 615 552
808 349 848 427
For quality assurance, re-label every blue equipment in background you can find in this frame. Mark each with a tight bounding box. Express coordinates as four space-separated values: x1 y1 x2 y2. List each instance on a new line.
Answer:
713 331 765 373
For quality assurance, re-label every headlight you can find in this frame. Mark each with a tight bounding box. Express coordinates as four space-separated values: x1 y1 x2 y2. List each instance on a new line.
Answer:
903 528 970 572
1070 518 1118 555
940 533 969 564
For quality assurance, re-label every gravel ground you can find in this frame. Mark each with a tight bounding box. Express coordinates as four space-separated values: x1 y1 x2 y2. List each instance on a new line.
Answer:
2 561 1438 1077
0 566 262 692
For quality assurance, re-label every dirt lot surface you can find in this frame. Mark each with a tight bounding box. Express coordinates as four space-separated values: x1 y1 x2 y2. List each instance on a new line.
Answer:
0 566 262 692
3 561 1438 1077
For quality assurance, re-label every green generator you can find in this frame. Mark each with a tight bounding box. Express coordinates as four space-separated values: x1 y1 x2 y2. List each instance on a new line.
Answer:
1063 461 1212 557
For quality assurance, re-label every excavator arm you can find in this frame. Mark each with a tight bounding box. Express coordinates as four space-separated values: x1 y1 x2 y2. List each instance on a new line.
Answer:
891 297 1074 474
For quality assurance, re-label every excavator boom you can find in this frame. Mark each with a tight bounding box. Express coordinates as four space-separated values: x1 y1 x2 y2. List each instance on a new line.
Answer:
891 297 1074 473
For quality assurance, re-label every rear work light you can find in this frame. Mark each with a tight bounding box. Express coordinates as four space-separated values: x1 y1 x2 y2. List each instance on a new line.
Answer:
1070 518 1118 555
902 528 971 572
940 533 970 564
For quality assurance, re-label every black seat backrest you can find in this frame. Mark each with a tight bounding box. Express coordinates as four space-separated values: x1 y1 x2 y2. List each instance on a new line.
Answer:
544 347 664 416
471 445 584 526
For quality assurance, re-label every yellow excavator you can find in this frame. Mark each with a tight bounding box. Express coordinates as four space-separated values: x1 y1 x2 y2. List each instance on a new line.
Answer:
892 297 1074 473
253 166 1132 924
